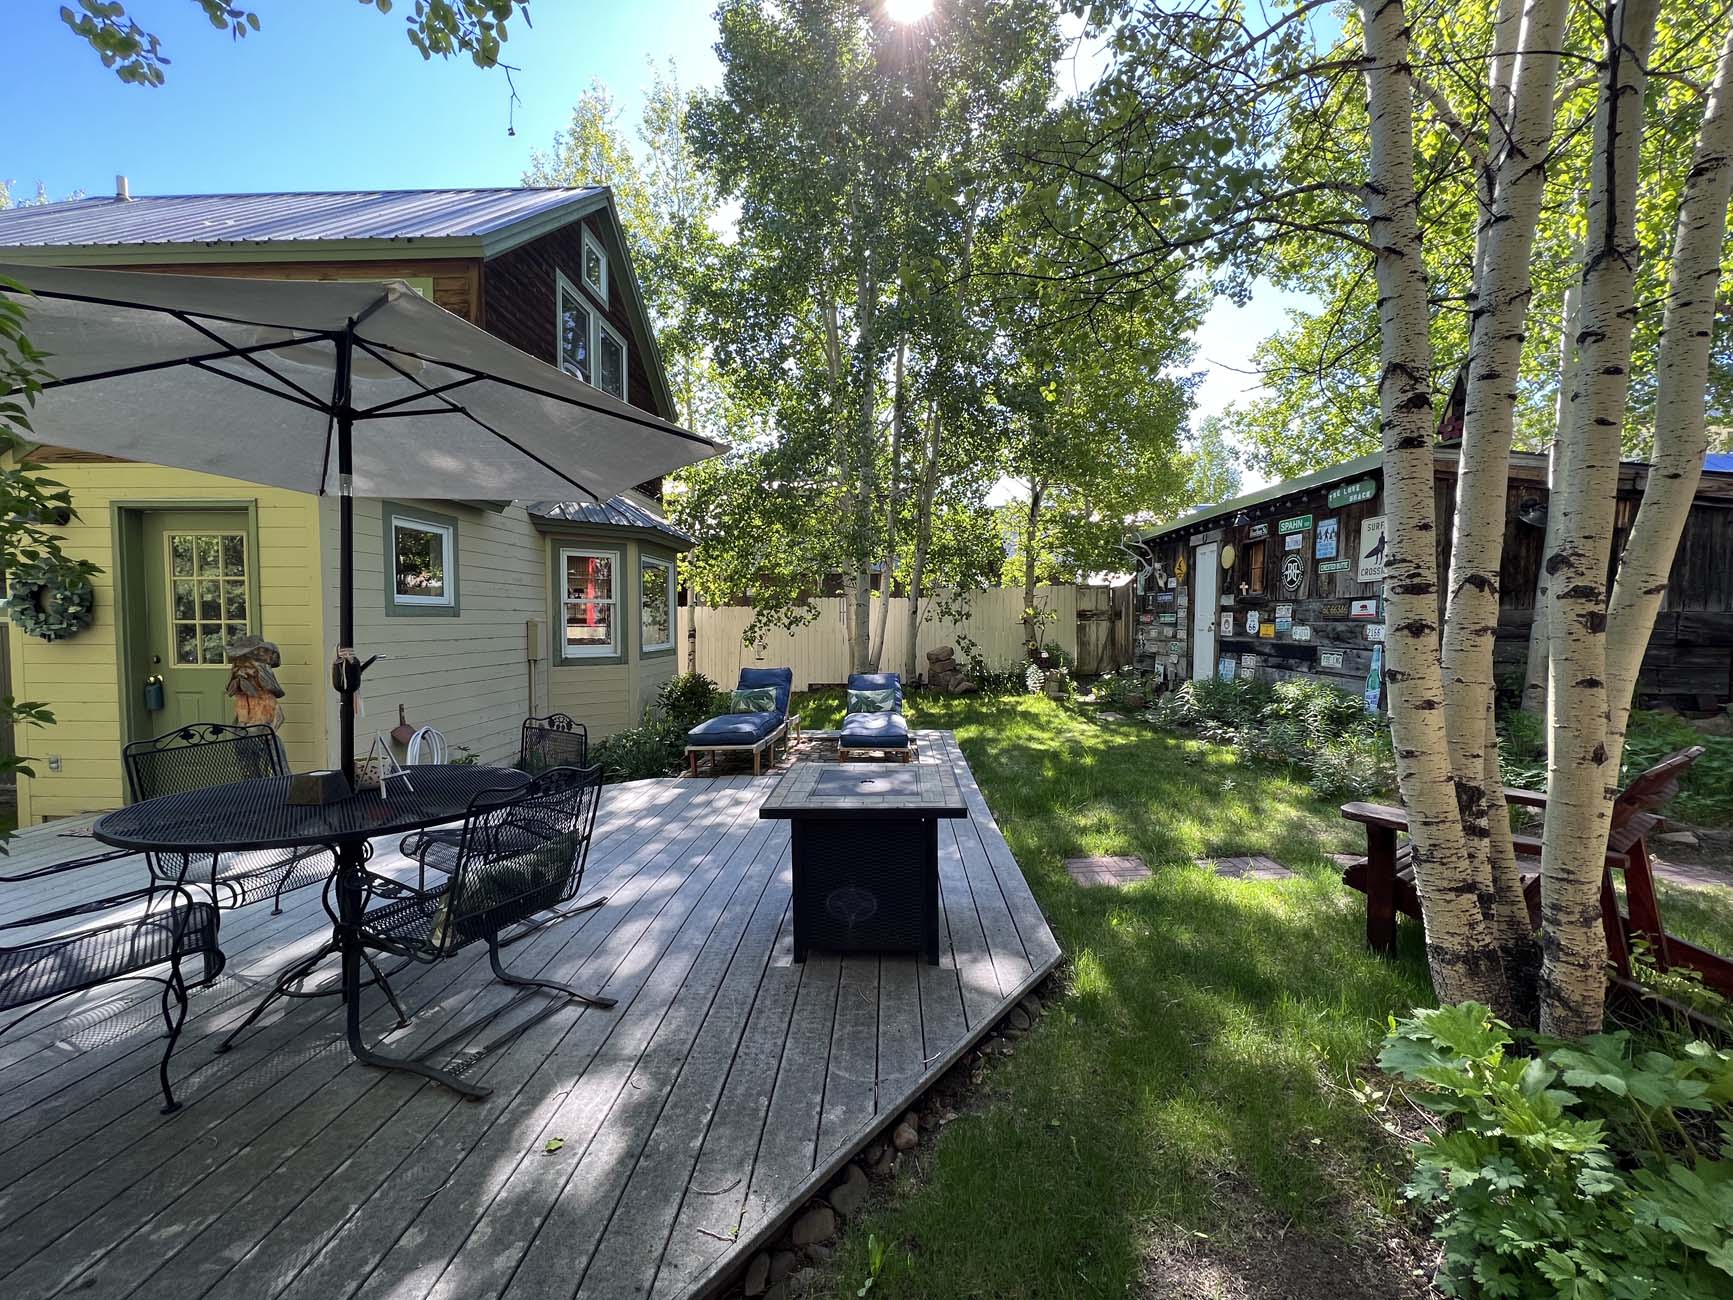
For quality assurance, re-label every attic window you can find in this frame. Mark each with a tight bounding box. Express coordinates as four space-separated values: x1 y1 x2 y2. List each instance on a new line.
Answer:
595 317 628 401
581 229 609 300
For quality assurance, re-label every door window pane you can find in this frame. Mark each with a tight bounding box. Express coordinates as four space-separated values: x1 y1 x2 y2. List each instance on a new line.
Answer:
167 530 250 665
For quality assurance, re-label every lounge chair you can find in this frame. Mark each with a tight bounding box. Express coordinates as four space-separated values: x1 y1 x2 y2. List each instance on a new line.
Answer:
839 672 914 763
685 668 800 776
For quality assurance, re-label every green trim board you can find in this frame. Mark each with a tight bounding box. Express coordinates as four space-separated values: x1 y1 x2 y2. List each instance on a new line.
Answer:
638 544 680 660
108 498 261 754
381 501 461 618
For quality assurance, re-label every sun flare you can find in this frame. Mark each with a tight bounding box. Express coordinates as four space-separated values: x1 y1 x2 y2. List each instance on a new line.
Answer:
884 0 934 24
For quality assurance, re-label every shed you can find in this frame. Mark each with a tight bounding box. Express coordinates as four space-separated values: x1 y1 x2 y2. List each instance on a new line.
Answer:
1133 446 1733 708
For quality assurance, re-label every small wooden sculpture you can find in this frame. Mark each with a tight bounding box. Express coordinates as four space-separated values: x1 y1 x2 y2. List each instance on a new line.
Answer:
225 634 286 729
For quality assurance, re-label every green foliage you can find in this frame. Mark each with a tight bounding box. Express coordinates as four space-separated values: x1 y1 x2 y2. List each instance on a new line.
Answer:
589 720 686 784
1153 677 1395 802
1091 666 1157 710
58 0 525 86
1381 1004 1733 1298
655 671 729 732
7 552 96 642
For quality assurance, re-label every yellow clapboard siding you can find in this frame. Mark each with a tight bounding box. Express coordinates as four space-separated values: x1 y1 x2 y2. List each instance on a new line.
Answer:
10 462 325 825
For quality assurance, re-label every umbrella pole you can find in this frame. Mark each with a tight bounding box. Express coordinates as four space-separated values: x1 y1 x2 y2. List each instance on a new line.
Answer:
335 326 357 789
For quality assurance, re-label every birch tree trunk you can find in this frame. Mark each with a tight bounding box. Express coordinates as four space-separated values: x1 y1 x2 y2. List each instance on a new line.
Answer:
1604 21 1733 766
1521 272 1578 715
869 332 906 673
1538 0 1660 1038
1021 479 1045 654
1361 0 1509 1008
1441 0 1569 965
851 262 880 675
904 402 941 684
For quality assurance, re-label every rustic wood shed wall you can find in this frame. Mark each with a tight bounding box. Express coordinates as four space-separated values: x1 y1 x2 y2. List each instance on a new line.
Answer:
1135 451 1733 707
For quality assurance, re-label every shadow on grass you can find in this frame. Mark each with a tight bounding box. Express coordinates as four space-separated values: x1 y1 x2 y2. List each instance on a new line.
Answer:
794 690 1433 1300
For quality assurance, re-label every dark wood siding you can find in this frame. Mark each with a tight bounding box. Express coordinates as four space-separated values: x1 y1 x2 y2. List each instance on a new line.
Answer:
120 258 481 321
480 213 664 419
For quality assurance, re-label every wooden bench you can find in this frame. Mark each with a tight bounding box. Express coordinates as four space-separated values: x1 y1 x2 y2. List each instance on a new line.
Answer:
1340 746 1732 997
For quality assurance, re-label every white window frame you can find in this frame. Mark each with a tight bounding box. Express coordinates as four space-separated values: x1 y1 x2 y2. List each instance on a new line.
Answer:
593 315 630 401
391 515 455 608
581 228 609 301
640 554 676 653
559 546 620 660
555 271 592 383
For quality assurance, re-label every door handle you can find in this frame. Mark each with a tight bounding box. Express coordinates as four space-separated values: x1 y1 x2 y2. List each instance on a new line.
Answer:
143 675 165 711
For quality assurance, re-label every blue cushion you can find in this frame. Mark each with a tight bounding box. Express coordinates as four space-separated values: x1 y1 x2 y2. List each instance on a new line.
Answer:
686 712 784 747
847 672 903 710
736 667 793 717
839 710 910 749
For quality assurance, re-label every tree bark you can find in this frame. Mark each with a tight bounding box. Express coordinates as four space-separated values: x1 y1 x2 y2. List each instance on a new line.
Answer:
870 331 906 673
1021 478 1045 654
904 400 941 684
1538 0 1660 1038
1521 269 1579 715
1360 0 1509 1008
850 259 880 676
1603 21 1733 767
1441 0 1569 965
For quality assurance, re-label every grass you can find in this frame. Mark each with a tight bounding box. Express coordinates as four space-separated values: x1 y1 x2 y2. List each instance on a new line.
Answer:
791 688 1437 1298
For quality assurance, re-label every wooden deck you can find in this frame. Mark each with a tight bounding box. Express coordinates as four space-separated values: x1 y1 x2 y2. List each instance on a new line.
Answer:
0 731 1060 1300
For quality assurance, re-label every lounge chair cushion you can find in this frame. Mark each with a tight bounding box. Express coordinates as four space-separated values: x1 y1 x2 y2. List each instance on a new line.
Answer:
846 672 903 710
839 710 910 749
686 712 785 747
736 667 793 716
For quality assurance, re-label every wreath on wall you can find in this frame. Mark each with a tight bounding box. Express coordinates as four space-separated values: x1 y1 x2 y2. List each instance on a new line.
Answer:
7 556 95 642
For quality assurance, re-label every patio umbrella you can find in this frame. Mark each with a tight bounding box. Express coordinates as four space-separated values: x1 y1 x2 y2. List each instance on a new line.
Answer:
0 262 719 783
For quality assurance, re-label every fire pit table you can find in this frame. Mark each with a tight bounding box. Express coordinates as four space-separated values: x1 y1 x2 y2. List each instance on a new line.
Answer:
759 759 966 964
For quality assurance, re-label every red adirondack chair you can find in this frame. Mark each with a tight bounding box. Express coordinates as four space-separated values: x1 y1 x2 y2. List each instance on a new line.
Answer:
1340 746 1730 996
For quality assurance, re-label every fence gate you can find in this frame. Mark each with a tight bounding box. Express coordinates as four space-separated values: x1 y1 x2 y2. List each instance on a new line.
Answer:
1074 584 1127 675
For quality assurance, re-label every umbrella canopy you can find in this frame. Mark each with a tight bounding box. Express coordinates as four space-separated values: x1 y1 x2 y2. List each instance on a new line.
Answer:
0 263 717 502
1 262 720 783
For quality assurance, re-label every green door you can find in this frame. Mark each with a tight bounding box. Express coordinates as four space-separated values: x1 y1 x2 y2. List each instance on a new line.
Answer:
134 511 255 734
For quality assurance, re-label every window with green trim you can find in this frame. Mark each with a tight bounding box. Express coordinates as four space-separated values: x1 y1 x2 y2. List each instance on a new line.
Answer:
640 555 675 652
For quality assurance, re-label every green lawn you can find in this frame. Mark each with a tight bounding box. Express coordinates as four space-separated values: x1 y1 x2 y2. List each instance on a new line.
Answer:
792 689 1438 1298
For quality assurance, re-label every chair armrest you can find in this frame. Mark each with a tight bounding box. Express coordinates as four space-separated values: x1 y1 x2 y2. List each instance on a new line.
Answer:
1340 801 1411 831
1502 786 1549 809
0 881 169 931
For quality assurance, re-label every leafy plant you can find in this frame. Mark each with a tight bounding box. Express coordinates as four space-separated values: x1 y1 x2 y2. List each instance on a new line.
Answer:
656 671 728 731
1381 1003 1733 1298
857 1232 889 1297
590 719 686 782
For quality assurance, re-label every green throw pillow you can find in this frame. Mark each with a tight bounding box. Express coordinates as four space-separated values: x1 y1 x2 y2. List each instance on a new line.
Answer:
731 686 779 714
847 687 898 715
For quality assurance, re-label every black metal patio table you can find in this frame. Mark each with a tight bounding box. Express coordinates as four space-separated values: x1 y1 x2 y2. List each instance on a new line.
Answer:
92 765 528 1095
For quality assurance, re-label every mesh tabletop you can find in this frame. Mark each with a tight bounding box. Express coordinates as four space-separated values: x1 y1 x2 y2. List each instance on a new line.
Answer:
92 766 530 854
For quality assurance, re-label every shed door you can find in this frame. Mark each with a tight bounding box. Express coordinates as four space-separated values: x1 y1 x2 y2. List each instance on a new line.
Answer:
1191 542 1218 681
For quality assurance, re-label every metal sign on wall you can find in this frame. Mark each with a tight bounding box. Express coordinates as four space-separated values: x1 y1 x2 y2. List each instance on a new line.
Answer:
1328 478 1376 507
1278 514 1312 534
1318 649 1345 670
1357 515 1389 583
1315 517 1339 559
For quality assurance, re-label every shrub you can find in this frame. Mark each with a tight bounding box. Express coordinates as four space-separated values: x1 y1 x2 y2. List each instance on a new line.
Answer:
657 671 729 731
1093 666 1157 709
1381 1004 1733 1299
1307 730 1397 802
591 717 686 782
963 653 1028 695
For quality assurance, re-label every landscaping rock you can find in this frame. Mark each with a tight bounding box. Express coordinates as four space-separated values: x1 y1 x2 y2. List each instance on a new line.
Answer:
769 1250 797 1283
892 1121 919 1152
805 1243 834 1264
791 1205 836 1247
870 1146 899 1178
1019 994 1043 1020
829 1164 870 1219
901 1109 920 1129
743 1251 771 1296
1005 1005 1033 1032
863 1140 886 1165
925 645 978 695
1657 830 1701 848
764 1283 789 1300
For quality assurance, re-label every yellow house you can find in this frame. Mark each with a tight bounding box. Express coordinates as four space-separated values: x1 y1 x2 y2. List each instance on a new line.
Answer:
1 187 694 825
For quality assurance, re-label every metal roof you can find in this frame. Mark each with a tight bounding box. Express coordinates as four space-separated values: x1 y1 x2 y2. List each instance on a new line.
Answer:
528 494 693 547
0 188 604 249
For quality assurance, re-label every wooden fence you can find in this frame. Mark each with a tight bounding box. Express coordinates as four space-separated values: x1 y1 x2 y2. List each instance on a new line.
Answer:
677 584 1111 692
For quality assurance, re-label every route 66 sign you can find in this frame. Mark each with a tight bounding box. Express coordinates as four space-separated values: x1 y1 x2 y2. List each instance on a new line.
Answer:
1280 552 1305 593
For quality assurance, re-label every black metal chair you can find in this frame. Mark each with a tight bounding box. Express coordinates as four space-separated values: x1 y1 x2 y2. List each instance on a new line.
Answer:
124 723 335 914
352 765 615 1097
0 853 224 1113
399 713 590 881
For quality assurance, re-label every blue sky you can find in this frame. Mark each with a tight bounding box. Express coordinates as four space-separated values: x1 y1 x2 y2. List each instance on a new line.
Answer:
5 0 1296 492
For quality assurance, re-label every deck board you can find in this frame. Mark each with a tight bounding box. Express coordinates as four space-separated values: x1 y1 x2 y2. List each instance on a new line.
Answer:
0 734 1060 1300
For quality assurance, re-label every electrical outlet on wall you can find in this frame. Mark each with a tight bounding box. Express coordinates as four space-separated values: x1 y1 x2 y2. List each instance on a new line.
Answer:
46 754 61 772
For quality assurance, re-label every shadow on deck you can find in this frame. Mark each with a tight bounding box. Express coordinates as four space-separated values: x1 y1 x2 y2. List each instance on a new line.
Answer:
0 730 1059 1300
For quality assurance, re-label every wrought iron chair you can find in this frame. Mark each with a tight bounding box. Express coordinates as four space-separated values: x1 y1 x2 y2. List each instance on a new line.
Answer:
0 852 224 1113
352 765 615 1097
124 722 336 914
399 713 590 882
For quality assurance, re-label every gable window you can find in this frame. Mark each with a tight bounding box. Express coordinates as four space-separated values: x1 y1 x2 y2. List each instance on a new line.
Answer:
581 228 609 300
640 555 675 653
595 318 628 400
385 504 459 616
557 273 591 383
561 547 618 658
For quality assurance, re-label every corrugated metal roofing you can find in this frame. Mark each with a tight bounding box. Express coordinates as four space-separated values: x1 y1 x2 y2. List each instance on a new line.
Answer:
0 188 604 247
529 495 693 546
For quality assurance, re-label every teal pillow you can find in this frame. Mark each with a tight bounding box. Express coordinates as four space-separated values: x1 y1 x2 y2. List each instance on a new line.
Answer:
731 686 779 714
847 687 898 715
